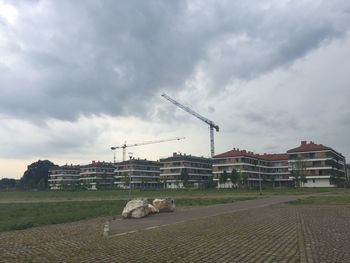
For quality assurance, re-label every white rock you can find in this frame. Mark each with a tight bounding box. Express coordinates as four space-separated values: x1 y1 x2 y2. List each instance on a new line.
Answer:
122 198 149 219
152 198 175 212
147 204 159 214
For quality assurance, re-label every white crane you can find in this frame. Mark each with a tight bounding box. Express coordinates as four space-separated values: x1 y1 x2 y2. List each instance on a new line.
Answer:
110 136 185 162
161 93 219 158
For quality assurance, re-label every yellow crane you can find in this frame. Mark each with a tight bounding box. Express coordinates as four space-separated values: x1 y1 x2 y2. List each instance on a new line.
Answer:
110 137 185 162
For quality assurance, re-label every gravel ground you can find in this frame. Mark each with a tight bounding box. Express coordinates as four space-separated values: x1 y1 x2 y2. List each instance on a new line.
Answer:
1 203 349 262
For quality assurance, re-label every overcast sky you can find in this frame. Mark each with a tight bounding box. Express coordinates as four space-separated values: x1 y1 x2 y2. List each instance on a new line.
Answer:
1 0 350 179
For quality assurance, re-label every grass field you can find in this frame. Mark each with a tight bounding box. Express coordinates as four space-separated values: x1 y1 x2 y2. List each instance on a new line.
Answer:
288 194 350 206
0 188 348 232
0 200 124 231
0 187 338 203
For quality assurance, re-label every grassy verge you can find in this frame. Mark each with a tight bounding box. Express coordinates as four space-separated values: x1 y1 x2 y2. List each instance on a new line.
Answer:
0 196 258 232
175 196 257 206
0 200 126 232
0 187 340 203
288 195 350 206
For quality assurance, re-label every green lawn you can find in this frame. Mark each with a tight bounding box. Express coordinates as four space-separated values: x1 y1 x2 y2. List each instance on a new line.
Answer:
0 187 336 203
0 195 257 232
0 200 125 232
288 194 350 206
0 188 348 232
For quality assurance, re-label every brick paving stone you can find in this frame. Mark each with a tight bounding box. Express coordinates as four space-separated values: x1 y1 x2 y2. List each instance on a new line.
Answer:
1 203 349 262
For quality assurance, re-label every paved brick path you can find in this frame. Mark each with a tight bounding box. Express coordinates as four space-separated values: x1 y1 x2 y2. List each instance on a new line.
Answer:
109 195 302 236
1 197 349 262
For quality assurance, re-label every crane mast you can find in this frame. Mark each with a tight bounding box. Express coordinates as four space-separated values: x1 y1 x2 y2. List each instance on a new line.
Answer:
111 136 185 161
161 93 219 158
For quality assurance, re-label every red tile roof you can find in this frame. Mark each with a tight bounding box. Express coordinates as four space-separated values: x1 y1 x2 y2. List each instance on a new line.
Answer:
214 149 259 159
214 149 288 161
213 141 343 160
259 153 288 161
287 141 331 153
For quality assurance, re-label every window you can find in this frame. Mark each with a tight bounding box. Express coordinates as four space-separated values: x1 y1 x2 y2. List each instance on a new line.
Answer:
312 179 315 183
289 154 298 160
313 161 321 167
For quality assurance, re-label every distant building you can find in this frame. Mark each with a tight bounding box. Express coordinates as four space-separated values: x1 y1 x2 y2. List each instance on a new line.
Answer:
213 141 346 188
213 149 292 188
79 161 115 190
262 153 292 187
287 141 347 187
114 159 161 189
48 165 80 190
160 153 213 189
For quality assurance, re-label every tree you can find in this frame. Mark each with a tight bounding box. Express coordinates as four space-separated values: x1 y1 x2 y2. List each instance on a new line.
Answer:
37 178 46 190
180 169 190 188
292 158 307 189
240 173 248 189
262 175 267 188
271 175 276 188
19 160 57 190
329 170 344 187
230 169 240 189
0 178 17 190
219 170 229 188
123 173 130 189
141 178 145 190
204 176 216 189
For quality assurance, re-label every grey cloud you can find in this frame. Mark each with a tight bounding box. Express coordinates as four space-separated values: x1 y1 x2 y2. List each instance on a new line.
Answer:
1 0 350 123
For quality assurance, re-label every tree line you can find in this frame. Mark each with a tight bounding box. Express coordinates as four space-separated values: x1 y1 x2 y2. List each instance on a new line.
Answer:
1 160 56 190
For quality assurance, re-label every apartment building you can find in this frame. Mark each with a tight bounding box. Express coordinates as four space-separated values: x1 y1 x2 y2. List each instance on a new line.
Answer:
160 153 213 189
287 141 347 187
214 141 346 188
114 159 161 189
262 153 292 187
79 161 115 190
48 165 80 190
213 149 292 188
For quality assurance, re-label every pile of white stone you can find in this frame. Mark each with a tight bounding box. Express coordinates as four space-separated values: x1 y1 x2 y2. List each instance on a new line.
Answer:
122 198 175 219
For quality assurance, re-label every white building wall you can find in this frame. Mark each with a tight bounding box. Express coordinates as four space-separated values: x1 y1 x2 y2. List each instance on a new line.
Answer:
303 177 334 187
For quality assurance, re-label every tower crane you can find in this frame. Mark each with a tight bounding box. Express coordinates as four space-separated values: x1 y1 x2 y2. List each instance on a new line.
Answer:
110 136 185 162
161 93 219 158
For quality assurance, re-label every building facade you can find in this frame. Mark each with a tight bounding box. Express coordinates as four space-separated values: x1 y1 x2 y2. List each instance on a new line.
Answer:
79 161 115 190
48 165 80 190
287 141 347 187
213 141 346 188
114 159 161 189
213 149 292 188
160 153 213 189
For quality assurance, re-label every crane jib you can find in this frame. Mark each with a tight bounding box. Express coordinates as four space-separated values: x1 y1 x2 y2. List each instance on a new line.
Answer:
161 93 219 158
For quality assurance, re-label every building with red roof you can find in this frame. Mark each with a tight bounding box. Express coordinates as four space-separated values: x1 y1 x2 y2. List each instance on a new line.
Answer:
287 141 346 187
213 148 292 188
213 141 347 188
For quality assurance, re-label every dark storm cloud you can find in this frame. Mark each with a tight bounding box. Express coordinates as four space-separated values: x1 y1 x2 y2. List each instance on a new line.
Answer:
1 0 350 122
